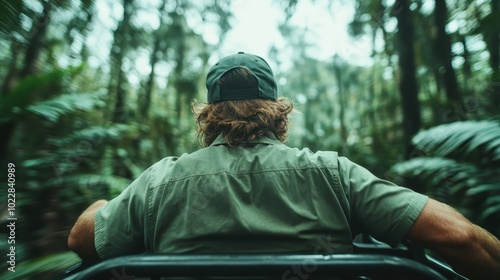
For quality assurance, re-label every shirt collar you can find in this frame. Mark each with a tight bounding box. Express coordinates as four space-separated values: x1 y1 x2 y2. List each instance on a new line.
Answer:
210 133 282 146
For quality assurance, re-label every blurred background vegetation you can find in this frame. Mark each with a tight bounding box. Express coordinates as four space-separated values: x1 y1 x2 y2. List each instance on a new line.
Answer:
0 0 499 278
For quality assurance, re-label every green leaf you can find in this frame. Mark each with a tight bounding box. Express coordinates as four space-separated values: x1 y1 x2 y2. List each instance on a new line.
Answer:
26 91 105 122
411 121 500 165
42 174 131 192
0 0 23 34
463 129 500 154
479 204 500 221
49 123 133 146
0 66 85 123
466 184 500 196
22 155 59 168
0 251 79 280
485 196 500 208
0 72 62 122
486 137 500 154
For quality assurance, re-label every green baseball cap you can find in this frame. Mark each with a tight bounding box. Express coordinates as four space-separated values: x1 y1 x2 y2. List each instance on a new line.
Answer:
206 52 278 103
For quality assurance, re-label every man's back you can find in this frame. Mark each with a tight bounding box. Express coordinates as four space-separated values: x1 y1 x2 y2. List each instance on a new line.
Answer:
95 133 424 258
151 134 353 254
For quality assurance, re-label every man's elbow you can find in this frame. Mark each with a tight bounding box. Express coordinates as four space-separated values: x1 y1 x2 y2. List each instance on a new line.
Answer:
67 229 80 252
67 228 85 257
67 200 106 260
67 225 100 260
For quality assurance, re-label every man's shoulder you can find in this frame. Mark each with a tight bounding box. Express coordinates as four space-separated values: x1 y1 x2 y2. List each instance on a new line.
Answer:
146 148 222 182
290 147 341 168
257 144 342 171
148 148 208 168
146 145 342 183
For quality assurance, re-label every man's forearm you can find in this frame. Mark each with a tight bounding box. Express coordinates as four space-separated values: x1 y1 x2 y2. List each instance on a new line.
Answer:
68 200 108 260
460 224 500 279
475 224 500 269
407 199 500 279
435 223 500 279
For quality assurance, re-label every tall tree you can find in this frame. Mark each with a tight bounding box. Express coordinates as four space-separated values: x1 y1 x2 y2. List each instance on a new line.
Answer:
110 0 134 124
393 0 421 155
139 0 168 119
487 0 500 108
488 0 500 75
433 0 462 121
332 55 348 148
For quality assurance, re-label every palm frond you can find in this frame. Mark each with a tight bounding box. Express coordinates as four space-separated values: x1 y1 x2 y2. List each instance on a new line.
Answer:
389 156 500 223
38 173 132 202
0 65 84 122
26 90 105 122
0 251 79 280
411 120 500 167
389 157 488 197
49 123 135 146
390 121 500 232
43 173 131 190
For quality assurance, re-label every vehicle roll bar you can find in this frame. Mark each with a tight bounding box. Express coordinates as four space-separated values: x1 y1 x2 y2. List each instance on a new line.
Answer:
68 253 448 280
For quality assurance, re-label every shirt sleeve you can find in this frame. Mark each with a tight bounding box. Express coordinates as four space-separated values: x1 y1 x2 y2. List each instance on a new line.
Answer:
94 168 152 260
338 156 428 247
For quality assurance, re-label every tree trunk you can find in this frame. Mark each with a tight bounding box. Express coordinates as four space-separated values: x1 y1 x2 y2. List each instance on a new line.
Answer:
112 65 127 123
368 28 378 136
20 1 51 77
174 37 186 122
0 40 21 97
394 0 421 156
460 35 472 84
488 0 500 109
111 0 133 123
140 38 159 119
433 0 462 121
332 56 347 149
104 0 134 181
488 0 500 74
140 0 168 119
431 68 443 123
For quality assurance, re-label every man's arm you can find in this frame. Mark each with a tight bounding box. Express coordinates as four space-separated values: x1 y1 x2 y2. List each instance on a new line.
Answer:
406 198 500 280
68 200 108 260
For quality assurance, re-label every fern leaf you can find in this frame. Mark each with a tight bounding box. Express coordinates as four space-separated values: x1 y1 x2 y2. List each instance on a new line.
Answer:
389 157 491 198
485 196 500 208
26 91 105 122
42 174 131 192
0 66 85 122
0 251 79 280
479 204 500 221
466 184 500 196
48 123 133 146
411 120 500 166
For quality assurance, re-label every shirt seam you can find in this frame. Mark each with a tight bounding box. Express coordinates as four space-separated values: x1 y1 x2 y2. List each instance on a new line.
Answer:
150 165 338 188
146 168 154 253
94 208 107 259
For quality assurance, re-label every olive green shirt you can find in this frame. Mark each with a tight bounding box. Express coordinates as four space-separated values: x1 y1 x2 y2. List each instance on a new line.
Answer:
94 134 428 260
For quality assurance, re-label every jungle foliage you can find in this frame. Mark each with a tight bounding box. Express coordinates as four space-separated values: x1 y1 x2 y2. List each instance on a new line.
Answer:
389 120 500 236
0 0 499 278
